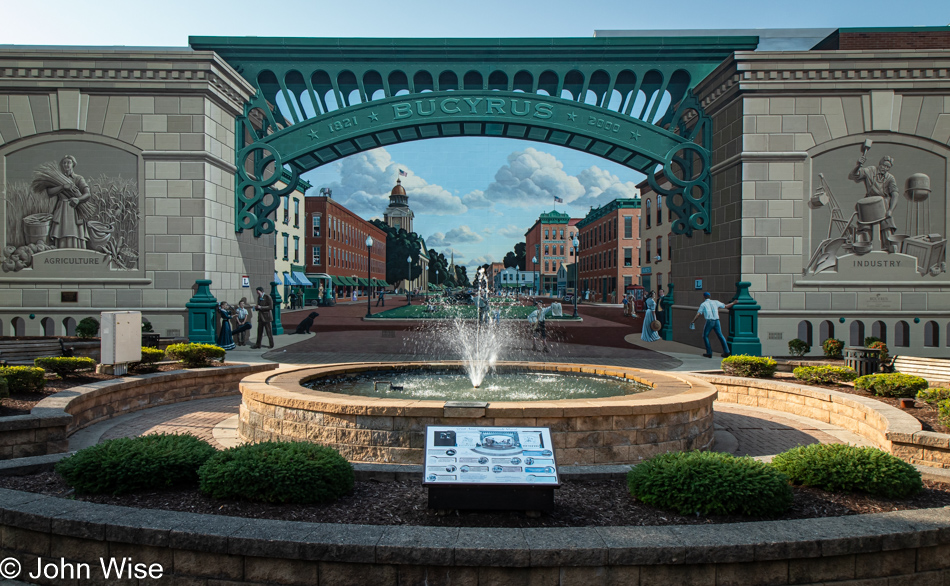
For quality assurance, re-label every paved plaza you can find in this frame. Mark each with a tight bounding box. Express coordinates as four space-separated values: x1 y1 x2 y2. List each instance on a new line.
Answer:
65 300 869 460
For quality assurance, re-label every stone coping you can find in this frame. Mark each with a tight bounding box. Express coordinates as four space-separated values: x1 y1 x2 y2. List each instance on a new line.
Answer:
1 486 948 569
694 373 950 467
240 361 718 417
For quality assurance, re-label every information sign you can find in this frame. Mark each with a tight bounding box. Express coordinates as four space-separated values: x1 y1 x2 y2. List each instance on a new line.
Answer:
423 426 558 486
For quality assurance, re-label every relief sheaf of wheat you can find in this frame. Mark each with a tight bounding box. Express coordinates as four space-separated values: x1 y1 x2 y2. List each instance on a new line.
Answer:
3 166 139 272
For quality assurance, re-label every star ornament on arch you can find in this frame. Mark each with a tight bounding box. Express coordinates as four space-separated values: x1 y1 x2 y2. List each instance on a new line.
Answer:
567 111 577 121
308 129 320 140
368 112 379 122
629 129 641 141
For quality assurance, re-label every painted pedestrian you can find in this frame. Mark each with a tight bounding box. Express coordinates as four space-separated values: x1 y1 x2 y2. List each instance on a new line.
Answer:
640 291 661 343
690 292 738 358
250 286 275 349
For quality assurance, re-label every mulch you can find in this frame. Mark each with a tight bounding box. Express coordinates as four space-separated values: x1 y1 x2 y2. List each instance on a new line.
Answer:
2 471 949 528
0 363 235 418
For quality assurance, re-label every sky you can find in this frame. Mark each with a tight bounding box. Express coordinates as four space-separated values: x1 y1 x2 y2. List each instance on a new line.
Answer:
3 0 947 268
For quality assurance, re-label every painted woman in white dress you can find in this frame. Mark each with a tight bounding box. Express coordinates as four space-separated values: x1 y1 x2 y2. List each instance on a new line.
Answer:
45 156 91 249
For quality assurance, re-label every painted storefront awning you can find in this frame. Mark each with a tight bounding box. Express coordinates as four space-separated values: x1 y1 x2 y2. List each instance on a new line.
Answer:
273 271 281 284
292 271 313 286
282 272 294 285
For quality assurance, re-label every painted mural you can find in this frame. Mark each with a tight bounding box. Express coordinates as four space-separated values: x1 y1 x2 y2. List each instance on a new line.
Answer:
1 140 141 279
804 140 948 282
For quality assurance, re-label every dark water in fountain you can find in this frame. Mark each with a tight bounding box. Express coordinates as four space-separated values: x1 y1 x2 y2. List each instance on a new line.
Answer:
302 370 652 402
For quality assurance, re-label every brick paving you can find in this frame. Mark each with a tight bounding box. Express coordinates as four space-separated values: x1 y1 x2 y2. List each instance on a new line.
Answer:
77 302 869 458
84 395 863 458
96 396 240 449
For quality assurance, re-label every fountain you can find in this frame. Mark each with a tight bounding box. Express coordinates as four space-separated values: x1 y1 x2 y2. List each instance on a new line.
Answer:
239 279 716 465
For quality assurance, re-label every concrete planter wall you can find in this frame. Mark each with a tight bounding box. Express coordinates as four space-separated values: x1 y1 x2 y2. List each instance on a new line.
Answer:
697 373 950 468
0 486 948 585
0 363 276 460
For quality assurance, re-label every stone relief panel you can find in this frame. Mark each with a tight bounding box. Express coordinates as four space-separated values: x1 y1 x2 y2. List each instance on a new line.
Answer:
0 137 144 280
803 140 948 283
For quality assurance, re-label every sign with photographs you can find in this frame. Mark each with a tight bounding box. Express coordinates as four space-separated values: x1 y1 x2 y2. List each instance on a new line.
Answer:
423 426 558 486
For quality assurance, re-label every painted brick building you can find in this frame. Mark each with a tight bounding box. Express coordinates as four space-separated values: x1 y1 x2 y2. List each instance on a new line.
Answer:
304 196 387 299
576 199 642 303
524 211 579 296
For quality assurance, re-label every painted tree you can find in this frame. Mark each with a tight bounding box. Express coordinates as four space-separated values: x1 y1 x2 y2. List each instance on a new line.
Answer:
369 219 423 289
504 242 527 270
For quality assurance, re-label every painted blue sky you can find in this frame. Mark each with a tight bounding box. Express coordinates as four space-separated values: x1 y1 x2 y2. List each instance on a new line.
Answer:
5 0 948 266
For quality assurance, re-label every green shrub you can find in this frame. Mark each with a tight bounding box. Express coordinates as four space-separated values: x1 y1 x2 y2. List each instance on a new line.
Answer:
198 441 354 504
132 347 165 373
142 320 154 333
822 338 844 359
917 387 950 407
788 339 810 357
771 443 922 499
75 317 99 339
626 451 792 516
939 399 950 428
0 376 8 403
854 373 927 398
793 365 858 385
0 366 45 393
55 433 215 495
34 356 96 378
721 355 777 378
165 343 225 368
864 336 881 347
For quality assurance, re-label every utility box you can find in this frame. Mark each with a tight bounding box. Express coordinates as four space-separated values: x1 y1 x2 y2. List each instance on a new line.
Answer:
100 311 142 375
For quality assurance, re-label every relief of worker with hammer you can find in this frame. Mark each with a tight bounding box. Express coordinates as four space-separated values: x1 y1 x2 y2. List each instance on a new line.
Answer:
848 150 899 253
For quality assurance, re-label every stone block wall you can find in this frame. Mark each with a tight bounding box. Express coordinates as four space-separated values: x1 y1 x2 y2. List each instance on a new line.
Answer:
678 50 950 356
0 50 272 337
239 362 718 466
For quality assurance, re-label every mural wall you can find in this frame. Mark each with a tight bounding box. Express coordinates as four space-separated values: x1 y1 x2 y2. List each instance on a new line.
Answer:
1 138 143 279
804 141 948 283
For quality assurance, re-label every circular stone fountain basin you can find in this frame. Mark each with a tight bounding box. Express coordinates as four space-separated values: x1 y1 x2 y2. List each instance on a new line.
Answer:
301 369 653 402
239 361 718 466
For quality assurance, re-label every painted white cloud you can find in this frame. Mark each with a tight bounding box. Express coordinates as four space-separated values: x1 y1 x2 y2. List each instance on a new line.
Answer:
468 254 496 267
425 232 449 248
483 148 584 208
570 166 641 209
461 189 493 209
444 225 483 244
310 148 467 218
497 224 525 239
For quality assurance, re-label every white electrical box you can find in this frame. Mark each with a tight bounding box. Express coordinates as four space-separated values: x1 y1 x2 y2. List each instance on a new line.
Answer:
101 311 142 366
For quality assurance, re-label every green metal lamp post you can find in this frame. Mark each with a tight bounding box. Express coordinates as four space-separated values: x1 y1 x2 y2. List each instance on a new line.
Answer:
366 235 374 319
727 281 761 356
532 255 538 297
572 236 579 318
270 280 284 336
659 283 675 341
406 256 412 306
186 280 218 343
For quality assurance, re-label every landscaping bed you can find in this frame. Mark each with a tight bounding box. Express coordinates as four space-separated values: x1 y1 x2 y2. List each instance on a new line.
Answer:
0 363 237 418
770 372 950 434
1 470 949 528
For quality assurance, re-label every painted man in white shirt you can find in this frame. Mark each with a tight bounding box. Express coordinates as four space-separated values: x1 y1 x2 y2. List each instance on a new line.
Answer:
689 292 738 358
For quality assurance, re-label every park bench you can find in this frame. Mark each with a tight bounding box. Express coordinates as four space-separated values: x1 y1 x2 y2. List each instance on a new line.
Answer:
893 356 950 386
0 338 74 366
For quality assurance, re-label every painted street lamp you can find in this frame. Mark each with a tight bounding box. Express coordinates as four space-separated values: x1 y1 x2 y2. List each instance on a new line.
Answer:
572 235 580 318
365 235 373 319
406 255 413 306
531 255 538 297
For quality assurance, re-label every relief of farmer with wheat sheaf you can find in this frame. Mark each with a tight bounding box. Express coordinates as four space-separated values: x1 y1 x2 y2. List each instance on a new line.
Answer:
33 155 93 249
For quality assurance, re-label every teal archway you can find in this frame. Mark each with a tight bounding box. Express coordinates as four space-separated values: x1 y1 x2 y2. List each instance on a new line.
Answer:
190 36 758 237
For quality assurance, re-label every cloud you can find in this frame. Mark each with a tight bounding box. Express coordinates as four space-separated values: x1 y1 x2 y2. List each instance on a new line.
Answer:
570 166 641 209
482 148 584 208
461 189 493 209
468 254 496 267
497 224 525 239
307 148 467 217
444 225 483 244
425 232 449 248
